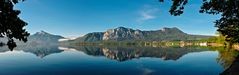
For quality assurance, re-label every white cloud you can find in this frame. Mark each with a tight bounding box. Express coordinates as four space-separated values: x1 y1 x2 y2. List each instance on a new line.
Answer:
137 5 160 24
141 12 156 20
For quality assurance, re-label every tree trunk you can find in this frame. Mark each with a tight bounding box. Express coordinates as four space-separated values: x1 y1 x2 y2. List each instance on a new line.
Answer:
227 42 233 49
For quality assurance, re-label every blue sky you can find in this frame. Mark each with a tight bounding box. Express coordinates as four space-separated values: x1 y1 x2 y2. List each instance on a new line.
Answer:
15 0 220 37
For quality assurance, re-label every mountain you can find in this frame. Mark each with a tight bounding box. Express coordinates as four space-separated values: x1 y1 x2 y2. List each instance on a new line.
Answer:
0 31 64 47
75 32 104 42
103 27 144 41
24 31 64 46
0 31 64 51
66 27 212 43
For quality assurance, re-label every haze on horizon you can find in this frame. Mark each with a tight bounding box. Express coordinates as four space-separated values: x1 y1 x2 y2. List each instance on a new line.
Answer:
15 0 220 37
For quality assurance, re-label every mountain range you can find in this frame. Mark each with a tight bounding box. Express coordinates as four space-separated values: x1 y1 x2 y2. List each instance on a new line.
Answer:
64 27 212 43
0 27 213 46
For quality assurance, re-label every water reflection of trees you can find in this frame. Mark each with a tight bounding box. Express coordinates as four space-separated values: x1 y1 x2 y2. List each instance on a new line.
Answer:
217 50 238 69
210 47 239 75
220 54 239 75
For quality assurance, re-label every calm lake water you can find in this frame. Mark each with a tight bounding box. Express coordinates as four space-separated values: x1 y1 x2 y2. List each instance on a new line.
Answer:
0 45 237 75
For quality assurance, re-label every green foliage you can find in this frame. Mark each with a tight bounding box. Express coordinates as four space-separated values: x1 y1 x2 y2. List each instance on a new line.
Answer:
206 33 237 48
0 0 29 50
159 0 188 16
207 35 225 43
160 0 239 45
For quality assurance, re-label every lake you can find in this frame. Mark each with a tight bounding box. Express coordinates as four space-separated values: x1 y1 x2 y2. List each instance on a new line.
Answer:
0 45 237 75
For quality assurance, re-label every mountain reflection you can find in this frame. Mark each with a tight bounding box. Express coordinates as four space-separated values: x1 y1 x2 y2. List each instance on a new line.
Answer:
0 45 63 58
18 46 63 58
1 45 239 74
63 46 210 61
0 45 211 61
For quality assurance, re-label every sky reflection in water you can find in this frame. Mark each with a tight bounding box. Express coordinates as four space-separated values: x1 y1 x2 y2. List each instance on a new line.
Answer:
0 46 227 75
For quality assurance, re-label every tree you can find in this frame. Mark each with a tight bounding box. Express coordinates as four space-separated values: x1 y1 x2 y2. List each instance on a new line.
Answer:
0 0 29 50
160 0 239 47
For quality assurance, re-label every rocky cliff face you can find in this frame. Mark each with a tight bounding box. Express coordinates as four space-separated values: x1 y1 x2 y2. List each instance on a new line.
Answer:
70 27 212 42
103 27 144 41
82 32 104 42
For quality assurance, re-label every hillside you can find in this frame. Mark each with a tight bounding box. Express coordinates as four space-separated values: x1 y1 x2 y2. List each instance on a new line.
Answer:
0 31 64 47
26 31 64 46
64 27 212 43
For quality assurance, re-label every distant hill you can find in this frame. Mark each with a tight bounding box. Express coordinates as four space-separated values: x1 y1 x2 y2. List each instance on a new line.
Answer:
26 31 64 46
65 27 212 43
0 31 65 55
0 31 64 47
